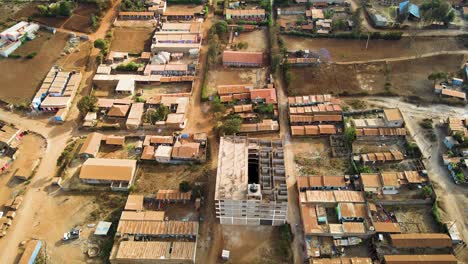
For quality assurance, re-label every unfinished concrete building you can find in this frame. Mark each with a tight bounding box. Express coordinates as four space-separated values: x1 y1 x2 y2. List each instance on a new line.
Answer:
215 136 288 226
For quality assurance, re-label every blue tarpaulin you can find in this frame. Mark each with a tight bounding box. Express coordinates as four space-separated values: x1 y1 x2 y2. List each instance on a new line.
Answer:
400 1 420 18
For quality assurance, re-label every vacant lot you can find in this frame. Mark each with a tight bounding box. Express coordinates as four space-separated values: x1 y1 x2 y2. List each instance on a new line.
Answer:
292 138 351 176
0 2 36 30
232 29 268 52
110 27 154 53
390 205 441 233
288 54 465 101
288 64 361 96
0 31 68 104
138 83 193 100
63 15 92 33
281 36 465 62
206 67 268 98
135 163 208 194
388 54 465 101
220 226 287 264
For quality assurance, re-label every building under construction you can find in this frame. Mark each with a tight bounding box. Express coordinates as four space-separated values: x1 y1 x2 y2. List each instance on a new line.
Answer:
215 136 288 226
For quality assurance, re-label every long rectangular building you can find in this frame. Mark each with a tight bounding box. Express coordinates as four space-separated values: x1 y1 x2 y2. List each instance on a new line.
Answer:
215 136 288 225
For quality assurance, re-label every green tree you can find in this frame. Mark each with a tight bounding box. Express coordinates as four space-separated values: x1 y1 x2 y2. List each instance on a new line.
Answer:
144 105 169 124
428 71 448 84
217 115 242 135
344 125 356 146
256 103 274 114
77 95 98 115
211 97 226 113
420 0 455 25
94 38 107 50
179 181 192 193
208 34 220 65
58 1 74 16
422 185 433 198
214 20 228 37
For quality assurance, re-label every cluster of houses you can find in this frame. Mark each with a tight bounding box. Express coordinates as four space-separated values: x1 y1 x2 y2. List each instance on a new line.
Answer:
141 133 207 163
84 94 189 130
289 94 343 136
0 21 39 57
278 4 354 34
442 117 468 184
108 193 199 263
77 132 207 190
116 0 206 21
216 84 280 133
31 67 82 122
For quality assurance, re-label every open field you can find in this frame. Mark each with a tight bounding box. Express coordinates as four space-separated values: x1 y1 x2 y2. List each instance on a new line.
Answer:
389 205 441 233
291 138 351 176
288 54 466 101
232 29 268 52
110 27 154 53
281 36 465 62
388 54 465 101
135 163 208 194
0 2 36 30
63 15 92 33
220 225 287 264
0 31 68 104
206 67 268 98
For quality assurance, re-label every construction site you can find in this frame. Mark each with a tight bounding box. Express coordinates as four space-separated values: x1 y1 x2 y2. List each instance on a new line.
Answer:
215 136 288 226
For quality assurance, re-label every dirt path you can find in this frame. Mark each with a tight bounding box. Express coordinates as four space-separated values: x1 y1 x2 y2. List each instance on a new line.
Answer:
0 109 76 264
334 50 468 65
274 51 306 264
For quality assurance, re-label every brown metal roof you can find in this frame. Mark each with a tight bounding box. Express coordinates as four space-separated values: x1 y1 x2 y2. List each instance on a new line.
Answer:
79 132 103 156
373 222 401 233
124 195 144 211
384 254 457 264
222 51 264 65
390 233 452 248
79 158 136 182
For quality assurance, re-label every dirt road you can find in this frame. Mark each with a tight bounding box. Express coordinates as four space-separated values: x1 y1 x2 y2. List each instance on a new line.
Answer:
365 97 468 261
0 2 121 263
0 109 76 264
334 50 468 65
275 56 306 263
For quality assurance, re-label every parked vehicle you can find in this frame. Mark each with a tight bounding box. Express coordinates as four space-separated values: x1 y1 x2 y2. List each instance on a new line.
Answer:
63 227 81 241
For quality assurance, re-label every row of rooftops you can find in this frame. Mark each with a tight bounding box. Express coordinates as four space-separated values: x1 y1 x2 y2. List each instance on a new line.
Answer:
355 127 406 137
361 171 427 189
110 193 198 263
32 67 82 112
353 150 404 163
225 8 266 17
217 84 277 104
222 50 265 66
310 254 457 263
288 94 340 106
291 124 339 136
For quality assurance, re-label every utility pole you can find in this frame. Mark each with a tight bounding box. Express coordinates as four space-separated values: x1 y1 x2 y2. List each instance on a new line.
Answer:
365 32 370 50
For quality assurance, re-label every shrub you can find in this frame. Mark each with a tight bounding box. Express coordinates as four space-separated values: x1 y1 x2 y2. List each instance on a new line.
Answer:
115 62 143 72
179 181 192 192
77 95 98 115
216 115 242 135
26 52 37 59
419 118 433 129
422 185 433 198
8 54 21 59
